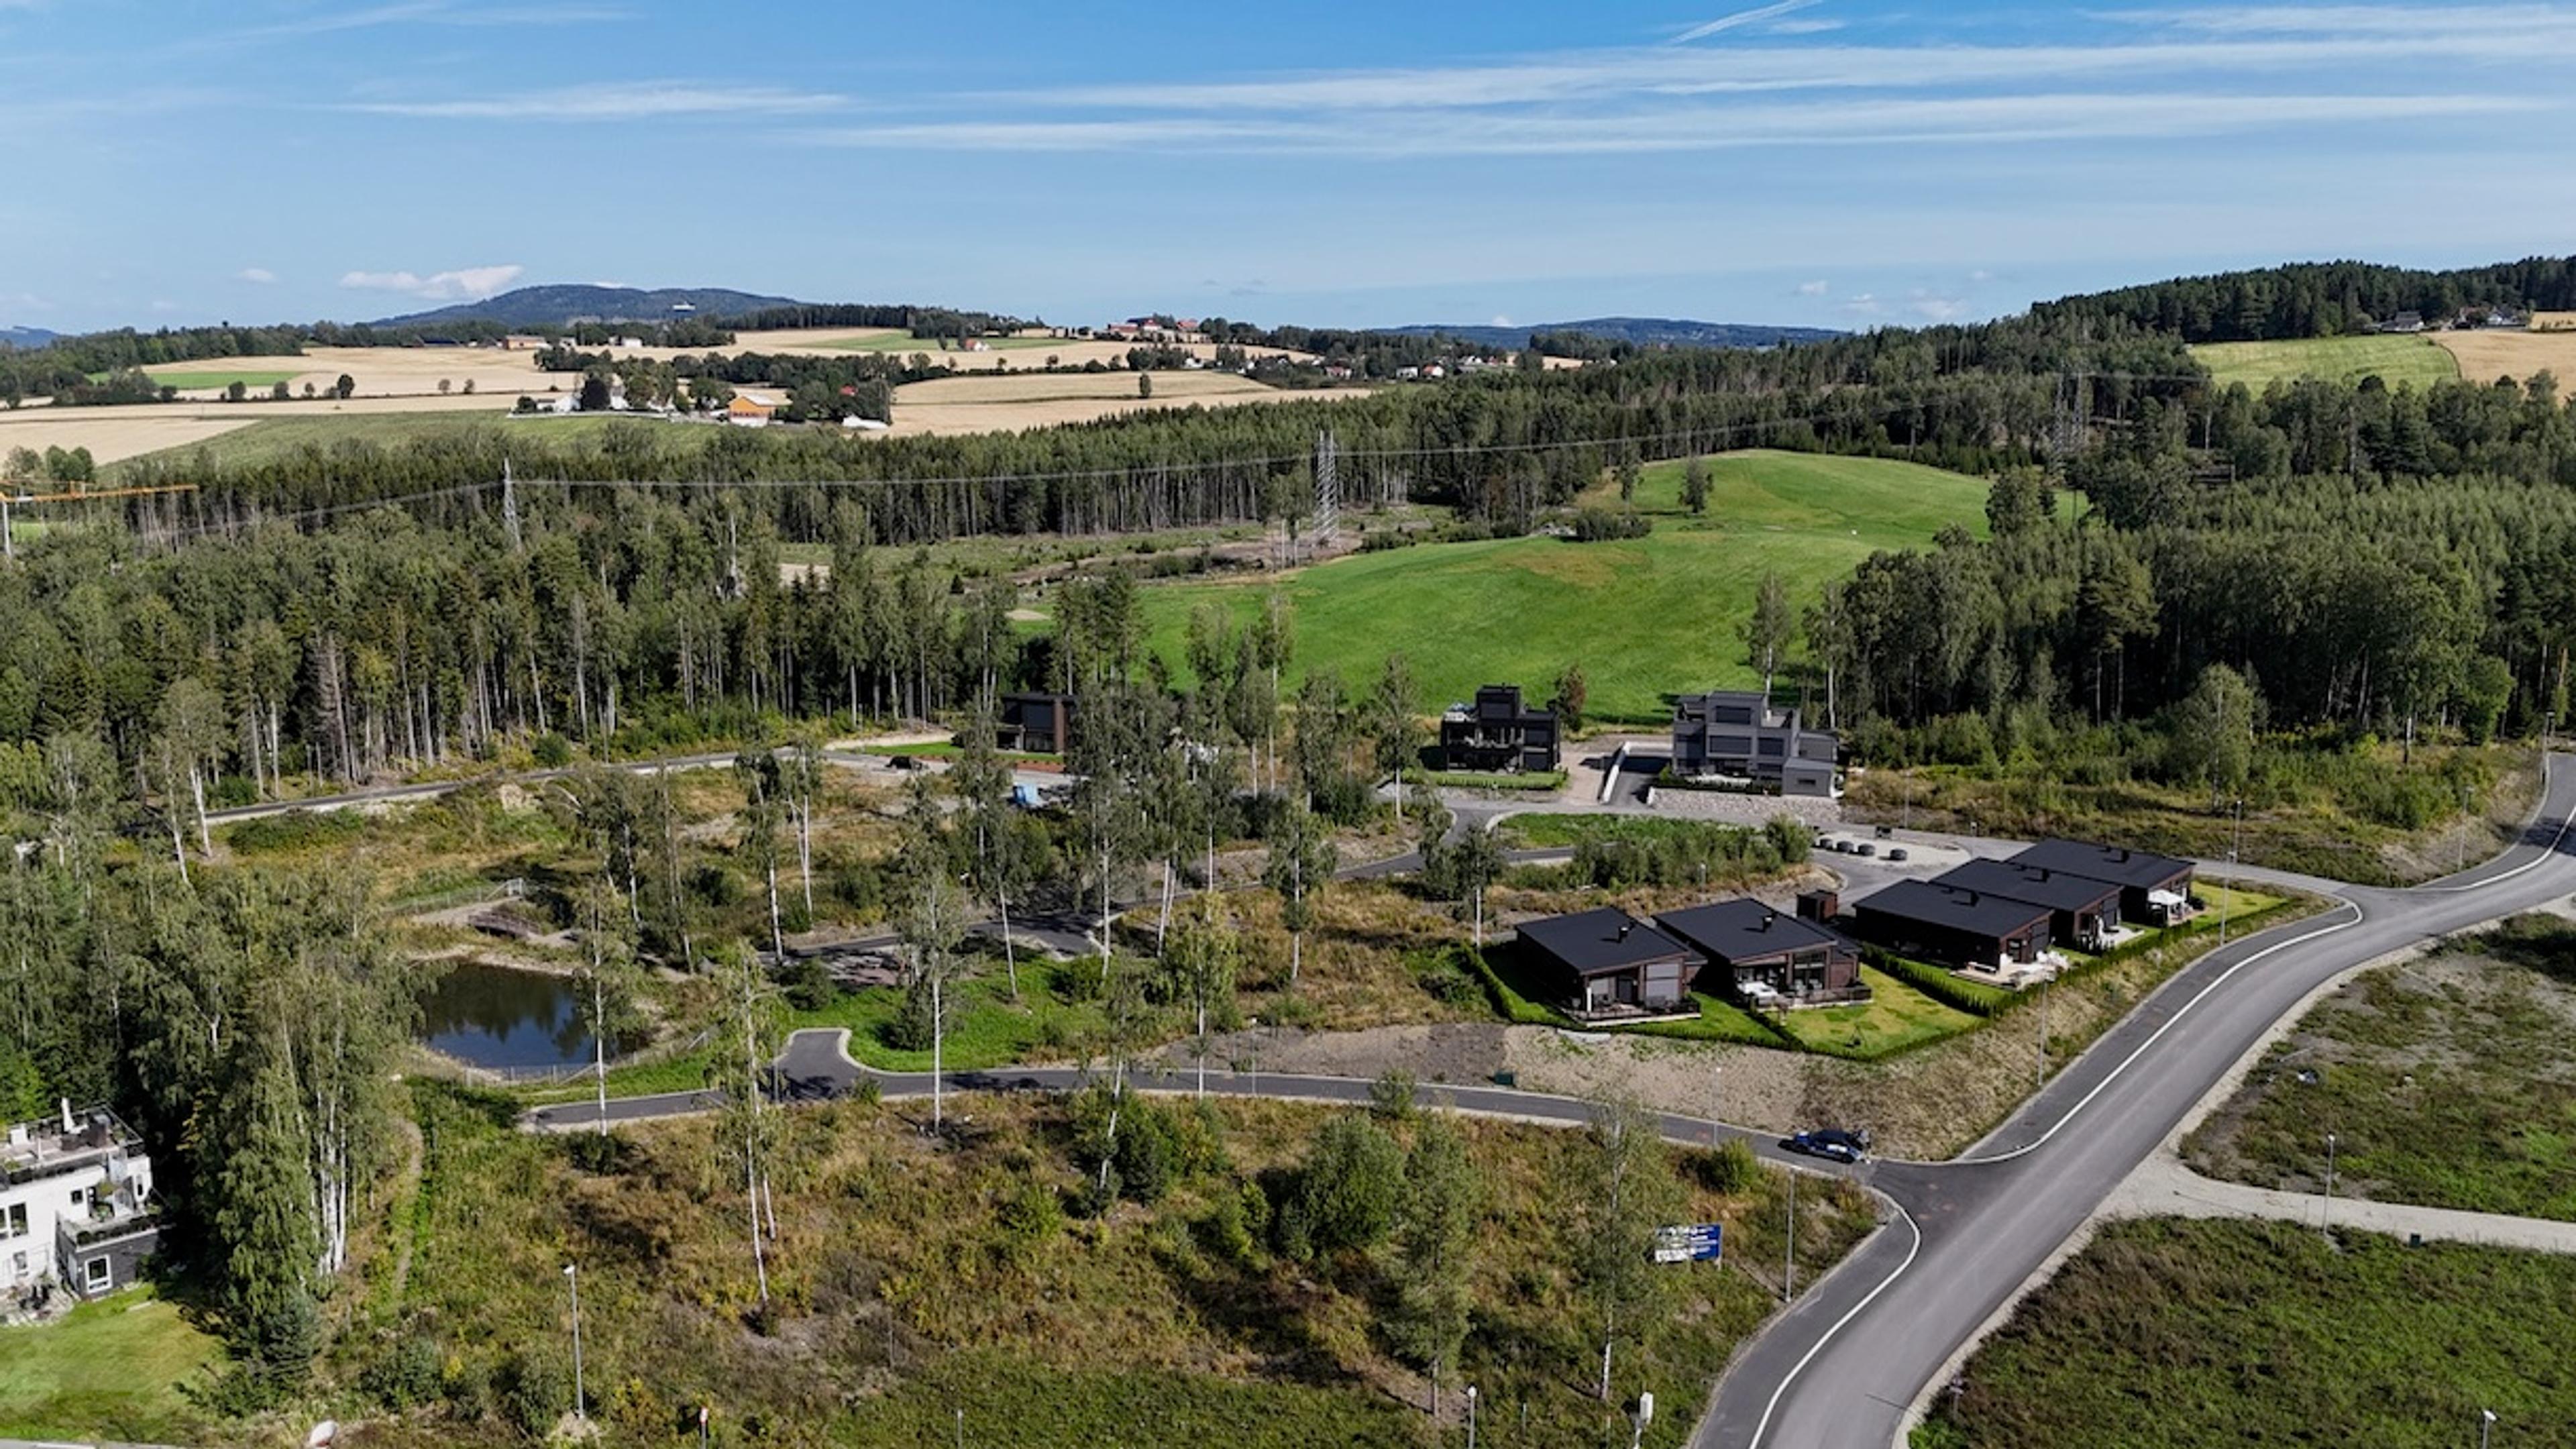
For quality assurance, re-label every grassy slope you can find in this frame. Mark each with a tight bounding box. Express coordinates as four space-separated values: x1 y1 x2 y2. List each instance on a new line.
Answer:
2184 915 2576 1220
1136 450 1995 725
380 1087 1875 1449
2193 334 2461 390
1916 1218 2576 1449
105 411 635 478
0 1288 220 1442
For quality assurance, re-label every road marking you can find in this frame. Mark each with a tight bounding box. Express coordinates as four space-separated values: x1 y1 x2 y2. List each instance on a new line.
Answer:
1743 1200 1923 1449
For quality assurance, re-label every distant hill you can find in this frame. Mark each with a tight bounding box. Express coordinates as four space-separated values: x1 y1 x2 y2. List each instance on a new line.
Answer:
372 284 810 329
1378 317 1843 350
0 325 58 350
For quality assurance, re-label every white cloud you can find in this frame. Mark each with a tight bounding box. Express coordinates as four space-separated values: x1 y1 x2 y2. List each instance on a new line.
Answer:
1766 17 1845 33
237 266 277 284
227 2 625 42
338 264 523 300
1842 293 1882 315
347 81 843 120
1670 0 1823 44
1909 292 1968 321
1967 268 1994 282
1796 278 1829 295
1491 313 1516 327
804 91 2537 157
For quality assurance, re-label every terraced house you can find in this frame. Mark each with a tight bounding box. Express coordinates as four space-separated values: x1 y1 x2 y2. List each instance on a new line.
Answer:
1669 690 1839 797
2 1105 160 1307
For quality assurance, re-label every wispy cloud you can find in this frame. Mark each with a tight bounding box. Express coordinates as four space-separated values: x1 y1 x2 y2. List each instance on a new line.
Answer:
803 91 2538 157
1670 0 1823 44
2098 3 2571 35
227 1 623 42
339 264 522 300
237 266 277 284
346 81 845 119
1796 279 1829 295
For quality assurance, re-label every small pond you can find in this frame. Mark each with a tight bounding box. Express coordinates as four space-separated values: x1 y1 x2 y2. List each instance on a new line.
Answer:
418 962 598 1071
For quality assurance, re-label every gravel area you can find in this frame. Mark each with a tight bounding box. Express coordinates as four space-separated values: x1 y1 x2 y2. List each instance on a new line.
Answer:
1647 786 1846 828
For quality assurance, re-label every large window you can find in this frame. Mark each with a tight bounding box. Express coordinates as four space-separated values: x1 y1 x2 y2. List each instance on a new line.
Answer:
84 1254 111 1292
2 1203 25 1239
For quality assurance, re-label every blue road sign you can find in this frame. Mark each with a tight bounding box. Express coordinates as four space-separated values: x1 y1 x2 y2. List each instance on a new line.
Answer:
1652 1223 1723 1264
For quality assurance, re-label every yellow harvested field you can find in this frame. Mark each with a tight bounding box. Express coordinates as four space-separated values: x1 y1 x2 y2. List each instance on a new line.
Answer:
0 409 260 465
883 370 1353 436
697 328 1319 373
2432 329 2576 393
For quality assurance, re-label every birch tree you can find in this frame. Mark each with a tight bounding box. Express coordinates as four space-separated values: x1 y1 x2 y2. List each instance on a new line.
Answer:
1568 1095 1683 1403
1263 792 1337 987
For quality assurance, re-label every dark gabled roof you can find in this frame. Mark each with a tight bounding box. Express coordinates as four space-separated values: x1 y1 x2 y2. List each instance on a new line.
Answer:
1856 879 2052 938
1516 908 1697 977
1655 898 1848 964
2009 839 2194 891
1937 859 2123 913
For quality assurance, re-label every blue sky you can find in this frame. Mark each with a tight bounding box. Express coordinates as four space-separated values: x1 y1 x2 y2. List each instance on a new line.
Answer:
4 1 2573 333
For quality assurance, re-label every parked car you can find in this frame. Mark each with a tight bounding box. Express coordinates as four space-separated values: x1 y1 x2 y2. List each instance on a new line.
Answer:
1780 1128 1870 1164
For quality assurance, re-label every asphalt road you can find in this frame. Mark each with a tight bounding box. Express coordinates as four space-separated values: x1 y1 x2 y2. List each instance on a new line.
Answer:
1698 752 2576 1449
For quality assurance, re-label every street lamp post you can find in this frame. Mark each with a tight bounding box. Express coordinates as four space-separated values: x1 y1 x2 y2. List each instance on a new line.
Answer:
562 1263 585 1424
1466 1385 1479 1449
2321 1132 2338 1234
1628 1391 1654 1449
2481 1407 2497 1449
1783 1171 1796 1303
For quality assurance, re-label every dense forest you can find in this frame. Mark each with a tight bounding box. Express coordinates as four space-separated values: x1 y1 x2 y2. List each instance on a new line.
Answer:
2034 254 2576 342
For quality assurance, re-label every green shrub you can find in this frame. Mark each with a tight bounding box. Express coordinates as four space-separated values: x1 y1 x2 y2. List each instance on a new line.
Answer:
531 733 574 769
362 1332 445 1411
1689 1138 1763 1195
500 1349 573 1436
780 956 839 1011
1367 1069 1418 1121
1275 1114 1403 1259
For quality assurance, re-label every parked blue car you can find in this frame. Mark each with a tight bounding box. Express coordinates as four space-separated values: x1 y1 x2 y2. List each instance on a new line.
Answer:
1780 1128 1870 1164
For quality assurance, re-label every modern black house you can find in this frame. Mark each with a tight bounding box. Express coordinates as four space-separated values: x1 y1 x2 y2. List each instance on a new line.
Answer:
1438 684 1562 773
996 692 1077 753
1935 858 2125 952
1668 690 1839 797
1654 898 1862 1005
2008 840 2197 925
1515 907 1698 1018
1852 879 2053 970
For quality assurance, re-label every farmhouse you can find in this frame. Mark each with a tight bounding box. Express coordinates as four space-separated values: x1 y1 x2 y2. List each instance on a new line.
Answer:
1654 898 1862 1007
727 396 775 429
2378 311 2426 334
1515 907 1698 1018
996 692 1076 753
3 1104 160 1304
1853 879 2053 971
1669 690 1839 797
2008 839 2196 926
1935 858 2124 951
1437 684 1561 774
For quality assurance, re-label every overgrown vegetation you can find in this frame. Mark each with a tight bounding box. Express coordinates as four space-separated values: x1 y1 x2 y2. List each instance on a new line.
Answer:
354 1087 1872 1448
1915 1218 2576 1449
2185 914 2576 1220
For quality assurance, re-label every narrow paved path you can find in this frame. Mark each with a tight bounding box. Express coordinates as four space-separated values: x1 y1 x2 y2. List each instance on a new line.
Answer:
2107 1152 2576 1255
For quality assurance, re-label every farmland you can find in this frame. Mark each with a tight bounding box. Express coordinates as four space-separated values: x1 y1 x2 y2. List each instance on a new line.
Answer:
2433 327 2576 390
886 368 1338 436
1913 1218 2576 1449
135 368 304 391
2192 333 2460 389
1131 449 1998 724
814 327 1059 354
93 411 633 475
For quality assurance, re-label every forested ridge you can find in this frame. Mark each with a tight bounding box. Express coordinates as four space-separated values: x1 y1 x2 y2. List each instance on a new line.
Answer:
2034 254 2576 343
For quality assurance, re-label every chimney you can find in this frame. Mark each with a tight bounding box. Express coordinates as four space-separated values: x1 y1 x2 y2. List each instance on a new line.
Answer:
1761 910 1776 931
61 1098 74 1134
1615 922 1633 943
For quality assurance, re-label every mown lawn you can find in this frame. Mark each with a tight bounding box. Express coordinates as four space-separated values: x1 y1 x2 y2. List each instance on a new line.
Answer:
1915 1218 2576 1449
1774 965 1982 1059
2184 914 2576 1220
2193 333 2461 390
0 1287 221 1443
1137 450 1996 724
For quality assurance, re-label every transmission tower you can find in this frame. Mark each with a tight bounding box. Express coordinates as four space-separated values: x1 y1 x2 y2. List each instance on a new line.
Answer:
1312 429 1340 554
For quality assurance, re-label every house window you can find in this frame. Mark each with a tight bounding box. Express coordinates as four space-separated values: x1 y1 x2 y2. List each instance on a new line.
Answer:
84 1255 111 1292
9 1250 26 1279
69 1187 87 1210
3 1203 24 1238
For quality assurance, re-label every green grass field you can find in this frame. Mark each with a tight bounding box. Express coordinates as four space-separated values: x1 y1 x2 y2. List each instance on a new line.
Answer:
1136 450 1996 724
1915 1218 2576 1449
818 332 1062 354
140 368 303 390
1774 965 1982 1058
2193 334 2461 390
106 411 641 478
0 1288 221 1443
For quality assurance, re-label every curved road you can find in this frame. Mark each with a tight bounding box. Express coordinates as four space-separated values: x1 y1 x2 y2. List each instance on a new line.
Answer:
1701 752 2576 1449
